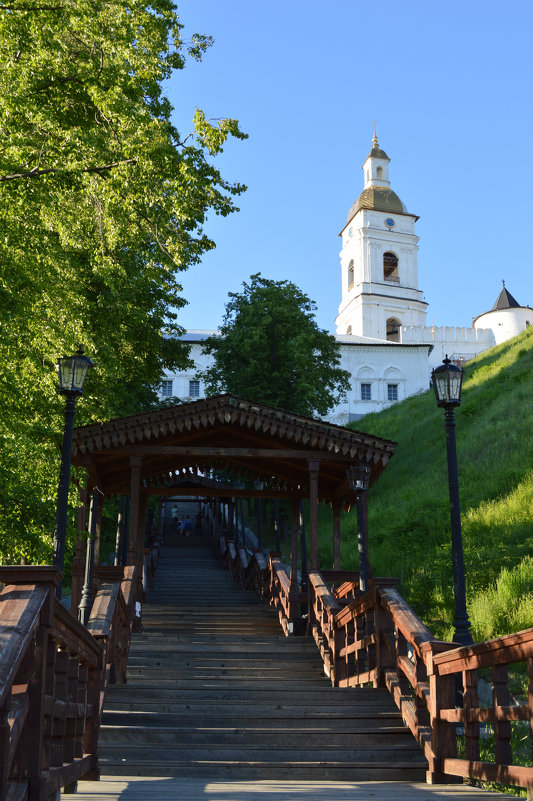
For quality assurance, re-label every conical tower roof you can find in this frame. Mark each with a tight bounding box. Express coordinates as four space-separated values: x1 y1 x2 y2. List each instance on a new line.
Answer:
492 282 521 310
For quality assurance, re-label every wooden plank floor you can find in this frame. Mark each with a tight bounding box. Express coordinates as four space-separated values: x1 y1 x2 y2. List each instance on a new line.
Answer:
75 776 512 800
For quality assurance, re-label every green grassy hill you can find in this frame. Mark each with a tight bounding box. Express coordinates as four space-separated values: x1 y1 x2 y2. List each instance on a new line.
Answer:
318 326 533 642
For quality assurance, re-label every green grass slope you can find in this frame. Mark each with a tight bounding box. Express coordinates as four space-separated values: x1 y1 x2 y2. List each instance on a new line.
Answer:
320 326 533 642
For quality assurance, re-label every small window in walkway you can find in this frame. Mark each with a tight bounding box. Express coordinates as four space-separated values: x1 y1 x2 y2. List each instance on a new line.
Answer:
189 379 200 398
161 380 173 397
361 383 371 400
387 384 398 402
383 251 399 282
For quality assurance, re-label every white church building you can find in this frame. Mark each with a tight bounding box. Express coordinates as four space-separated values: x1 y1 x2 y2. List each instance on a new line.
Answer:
160 135 531 424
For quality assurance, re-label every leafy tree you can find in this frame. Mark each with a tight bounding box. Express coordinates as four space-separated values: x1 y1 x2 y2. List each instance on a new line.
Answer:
0 1 246 564
199 274 351 417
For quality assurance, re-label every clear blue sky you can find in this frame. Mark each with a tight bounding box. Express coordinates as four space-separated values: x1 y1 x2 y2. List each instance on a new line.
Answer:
167 0 532 335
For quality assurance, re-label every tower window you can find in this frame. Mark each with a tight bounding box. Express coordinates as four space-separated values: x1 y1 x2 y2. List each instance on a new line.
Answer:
347 260 354 290
189 379 200 397
161 380 173 397
386 317 401 342
387 384 398 402
361 383 371 400
377 166 383 178
346 325 352 335
383 252 399 282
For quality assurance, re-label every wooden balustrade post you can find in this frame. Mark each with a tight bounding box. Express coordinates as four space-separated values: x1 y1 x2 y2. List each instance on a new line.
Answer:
289 501 300 623
374 592 395 689
427 654 458 784
332 501 341 571
308 460 320 571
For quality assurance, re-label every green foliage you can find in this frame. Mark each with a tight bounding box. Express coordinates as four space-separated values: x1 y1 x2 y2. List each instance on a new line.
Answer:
317 327 533 640
0 1 246 565
199 274 351 417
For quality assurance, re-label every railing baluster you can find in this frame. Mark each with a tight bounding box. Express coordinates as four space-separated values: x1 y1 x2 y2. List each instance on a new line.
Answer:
463 668 480 762
50 649 69 768
493 663 512 765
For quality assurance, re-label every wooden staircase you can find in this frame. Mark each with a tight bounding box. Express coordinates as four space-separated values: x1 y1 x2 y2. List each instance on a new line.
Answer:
99 537 427 780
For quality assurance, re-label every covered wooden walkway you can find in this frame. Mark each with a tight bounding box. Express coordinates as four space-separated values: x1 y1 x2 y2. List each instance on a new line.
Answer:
2 395 532 801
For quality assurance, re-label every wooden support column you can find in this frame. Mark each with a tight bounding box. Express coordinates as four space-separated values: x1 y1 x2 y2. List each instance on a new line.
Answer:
308 460 320 571
332 500 342 571
93 495 104 568
136 495 148 605
71 477 89 615
228 499 234 539
114 495 127 566
289 500 300 622
127 456 142 566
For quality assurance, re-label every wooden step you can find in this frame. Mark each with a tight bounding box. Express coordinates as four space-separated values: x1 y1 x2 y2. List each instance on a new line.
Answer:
99 543 428 781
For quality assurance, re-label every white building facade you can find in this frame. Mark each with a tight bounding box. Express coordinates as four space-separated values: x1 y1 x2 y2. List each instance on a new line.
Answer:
159 136 530 425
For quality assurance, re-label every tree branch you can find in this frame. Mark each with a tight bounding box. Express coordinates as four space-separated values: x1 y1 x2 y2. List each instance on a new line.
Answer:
0 4 64 9
0 158 138 182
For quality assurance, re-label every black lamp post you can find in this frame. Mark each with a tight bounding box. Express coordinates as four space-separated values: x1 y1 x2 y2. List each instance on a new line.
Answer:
346 464 371 593
432 355 473 647
53 346 94 599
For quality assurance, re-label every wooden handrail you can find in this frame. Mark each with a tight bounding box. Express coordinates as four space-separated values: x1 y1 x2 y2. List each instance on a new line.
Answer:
0 558 144 801
213 527 533 791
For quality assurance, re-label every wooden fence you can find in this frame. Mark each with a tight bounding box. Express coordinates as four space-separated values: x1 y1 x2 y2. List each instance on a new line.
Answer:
215 526 533 791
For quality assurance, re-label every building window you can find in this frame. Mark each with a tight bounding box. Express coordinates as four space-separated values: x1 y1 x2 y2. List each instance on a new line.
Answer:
383 251 399 283
189 379 200 398
387 384 398 402
386 317 401 342
348 260 354 290
346 325 352 335
361 383 371 400
377 166 383 178
161 380 173 397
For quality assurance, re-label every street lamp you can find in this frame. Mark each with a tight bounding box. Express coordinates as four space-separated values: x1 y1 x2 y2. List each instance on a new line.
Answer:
346 464 371 593
53 346 94 599
432 355 473 646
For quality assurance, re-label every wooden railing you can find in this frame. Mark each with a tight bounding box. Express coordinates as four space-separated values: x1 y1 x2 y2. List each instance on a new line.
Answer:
214 527 533 791
0 563 139 801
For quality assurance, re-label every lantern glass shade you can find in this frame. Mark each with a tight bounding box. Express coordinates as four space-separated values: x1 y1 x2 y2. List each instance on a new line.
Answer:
346 464 371 493
57 347 94 394
432 356 463 407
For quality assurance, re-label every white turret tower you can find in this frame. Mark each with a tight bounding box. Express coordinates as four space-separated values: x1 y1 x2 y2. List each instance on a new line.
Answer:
335 134 427 341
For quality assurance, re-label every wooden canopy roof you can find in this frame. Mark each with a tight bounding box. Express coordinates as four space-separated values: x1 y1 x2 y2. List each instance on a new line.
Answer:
71 395 396 509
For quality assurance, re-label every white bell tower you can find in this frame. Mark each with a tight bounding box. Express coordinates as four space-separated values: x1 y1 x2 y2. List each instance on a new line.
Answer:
335 134 427 341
